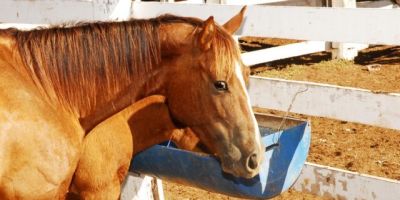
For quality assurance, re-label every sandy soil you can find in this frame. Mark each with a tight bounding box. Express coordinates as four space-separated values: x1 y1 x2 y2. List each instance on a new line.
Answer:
162 39 400 200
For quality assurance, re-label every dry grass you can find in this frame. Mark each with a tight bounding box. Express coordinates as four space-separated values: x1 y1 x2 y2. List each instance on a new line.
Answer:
256 59 400 93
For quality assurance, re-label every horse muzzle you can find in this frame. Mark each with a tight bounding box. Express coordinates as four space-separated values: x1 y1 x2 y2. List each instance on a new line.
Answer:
220 146 263 179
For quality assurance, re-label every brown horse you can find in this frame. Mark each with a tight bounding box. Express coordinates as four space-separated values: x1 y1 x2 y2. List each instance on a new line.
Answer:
69 95 200 199
0 6 262 199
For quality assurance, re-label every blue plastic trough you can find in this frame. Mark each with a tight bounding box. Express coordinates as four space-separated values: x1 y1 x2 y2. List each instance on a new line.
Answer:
130 113 311 199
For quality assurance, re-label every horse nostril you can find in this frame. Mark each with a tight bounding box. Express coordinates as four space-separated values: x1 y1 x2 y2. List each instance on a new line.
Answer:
247 153 258 170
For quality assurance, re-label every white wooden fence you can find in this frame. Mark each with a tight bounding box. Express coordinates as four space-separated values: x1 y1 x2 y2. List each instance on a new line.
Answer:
1 0 400 199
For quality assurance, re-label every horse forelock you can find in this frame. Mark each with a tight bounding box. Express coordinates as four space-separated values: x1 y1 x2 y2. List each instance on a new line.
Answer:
14 19 162 116
156 15 241 81
210 26 242 81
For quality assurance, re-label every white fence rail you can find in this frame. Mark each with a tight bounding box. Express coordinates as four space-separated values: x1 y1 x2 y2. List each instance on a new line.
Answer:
294 162 400 200
241 41 327 66
0 0 132 23
4 1 400 45
132 2 400 45
249 76 400 131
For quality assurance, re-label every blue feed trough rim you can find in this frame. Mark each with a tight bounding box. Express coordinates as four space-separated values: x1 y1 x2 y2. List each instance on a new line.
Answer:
130 113 311 199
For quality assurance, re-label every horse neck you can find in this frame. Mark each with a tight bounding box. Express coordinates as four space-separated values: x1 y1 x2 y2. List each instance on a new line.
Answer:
79 67 168 132
82 22 198 132
86 22 198 126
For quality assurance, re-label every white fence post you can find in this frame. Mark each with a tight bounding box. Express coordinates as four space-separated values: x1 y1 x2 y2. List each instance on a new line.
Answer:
121 173 164 200
330 0 365 60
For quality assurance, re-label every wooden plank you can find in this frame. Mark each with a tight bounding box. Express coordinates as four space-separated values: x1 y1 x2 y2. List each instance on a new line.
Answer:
241 41 327 66
176 0 205 4
265 0 324 7
210 0 322 6
219 0 288 5
330 42 369 60
248 76 400 130
152 178 165 200
0 23 47 30
293 162 400 200
0 0 132 24
108 0 133 20
357 0 396 9
132 2 400 45
121 173 164 200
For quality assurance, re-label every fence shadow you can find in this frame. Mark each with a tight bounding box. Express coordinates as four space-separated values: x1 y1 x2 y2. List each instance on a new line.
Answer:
355 45 400 65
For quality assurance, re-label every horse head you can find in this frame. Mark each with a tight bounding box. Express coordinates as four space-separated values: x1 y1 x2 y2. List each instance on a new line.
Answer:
162 7 264 178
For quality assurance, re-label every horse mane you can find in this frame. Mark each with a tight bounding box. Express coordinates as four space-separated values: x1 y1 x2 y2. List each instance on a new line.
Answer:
15 19 162 115
13 15 241 116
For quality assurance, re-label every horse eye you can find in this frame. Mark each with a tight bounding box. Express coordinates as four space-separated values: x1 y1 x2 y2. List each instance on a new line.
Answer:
214 81 228 91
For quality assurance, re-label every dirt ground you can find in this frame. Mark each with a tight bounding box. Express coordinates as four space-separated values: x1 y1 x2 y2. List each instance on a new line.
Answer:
162 38 400 199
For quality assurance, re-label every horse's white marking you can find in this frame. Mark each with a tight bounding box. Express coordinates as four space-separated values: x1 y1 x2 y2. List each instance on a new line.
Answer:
234 62 261 146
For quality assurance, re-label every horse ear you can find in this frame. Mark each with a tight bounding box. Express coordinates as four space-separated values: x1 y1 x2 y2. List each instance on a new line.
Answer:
199 16 216 51
222 6 247 34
